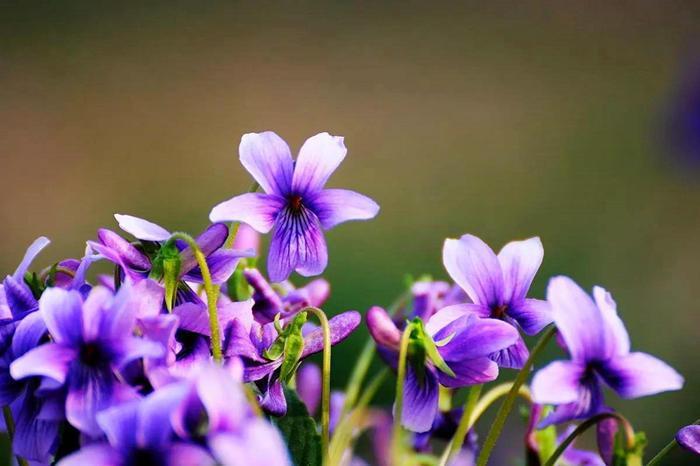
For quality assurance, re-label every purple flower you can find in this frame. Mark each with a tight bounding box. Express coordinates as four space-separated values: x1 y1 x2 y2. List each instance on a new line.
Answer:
209 131 380 282
531 276 684 427
224 310 360 416
442 234 552 369
409 280 467 323
366 306 519 433
10 285 164 436
1 237 51 322
56 385 215 466
677 425 700 456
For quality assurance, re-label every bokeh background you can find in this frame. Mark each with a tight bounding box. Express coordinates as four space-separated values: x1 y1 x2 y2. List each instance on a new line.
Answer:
1 2 699 464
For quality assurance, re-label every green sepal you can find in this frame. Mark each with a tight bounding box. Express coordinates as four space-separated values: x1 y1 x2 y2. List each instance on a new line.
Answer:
612 431 646 466
24 271 44 299
44 263 59 288
273 387 321 466
150 242 181 311
227 264 252 301
264 312 308 385
408 318 456 378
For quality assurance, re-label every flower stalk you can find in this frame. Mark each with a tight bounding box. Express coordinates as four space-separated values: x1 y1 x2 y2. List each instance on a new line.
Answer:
646 418 700 466
439 384 483 466
391 323 415 465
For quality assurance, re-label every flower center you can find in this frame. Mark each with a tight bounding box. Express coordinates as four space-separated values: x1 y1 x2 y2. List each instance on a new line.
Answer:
79 343 104 367
129 448 165 466
289 194 303 212
492 304 508 319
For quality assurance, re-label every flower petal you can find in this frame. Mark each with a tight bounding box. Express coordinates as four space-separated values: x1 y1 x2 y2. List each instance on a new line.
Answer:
11 311 47 358
209 193 285 234
592 286 630 358
55 444 121 466
302 311 361 357
296 363 321 415
196 365 248 431
489 336 530 369
267 207 328 282
292 132 346 195
597 352 684 398
97 229 151 271
2 276 38 320
309 189 379 230
184 249 255 285
10 343 76 385
425 303 489 336
96 398 139 451
531 360 586 404
399 365 438 433
497 237 543 303
437 357 499 387
442 235 504 307
209 421 291 466
179 223 230 274
114 214 171 241
259 377 287 416
677 425 700 455
538 379 605 428
39 288 84 346
437 314 520 361
167 443 217 466
138 384 187 447
14 409 62 463
507 298 552 336
366 306 401 351
13 236 51 280
128 279 165 321
240 131 294 196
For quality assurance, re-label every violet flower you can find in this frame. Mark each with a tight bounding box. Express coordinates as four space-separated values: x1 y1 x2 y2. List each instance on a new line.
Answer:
531 276 684 427
10 285 164 436
209 131 380 282
442 234 552 369
409 280 467 322
366 305 519 432
56 385 215 466
1 236 51 322
677 425 700 456
224 310 360 415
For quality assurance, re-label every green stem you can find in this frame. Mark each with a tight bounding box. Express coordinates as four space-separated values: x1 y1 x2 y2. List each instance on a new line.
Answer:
303 307 332 466
647 418 700 466
470 382 531 426
391 325 414 465
440 384 483 465
476 325 556 466
169 232 222 363
3 406 29 466
341 289 411 416
224 181 260 249
544 412 635 466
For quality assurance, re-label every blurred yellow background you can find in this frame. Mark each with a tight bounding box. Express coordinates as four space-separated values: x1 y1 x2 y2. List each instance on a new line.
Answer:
1 2 699 463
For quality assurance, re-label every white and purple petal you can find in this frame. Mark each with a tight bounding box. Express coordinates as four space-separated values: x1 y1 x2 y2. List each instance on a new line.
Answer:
39 287 84 346
301 311 361 357
597 351 684 399
399 365 439 433
677 425 700 455
309 188 379 230
436 357 499 388
114 214 171 242
13 236 51 280
506 298 552 336
209 193 286 234
292 132 346 195
268 207 328 282
239 131 294 196
497 237 543 304
443 235 504 308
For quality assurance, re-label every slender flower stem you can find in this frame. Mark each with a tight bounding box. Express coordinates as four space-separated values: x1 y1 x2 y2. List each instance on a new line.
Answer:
169 232 222 363
303 307 332 466
647 418 700 466
470 382 531 426
341 289 411 416
224 181 259 249
476 325 557 466
439 384 483 465
3 406 29 466
391 324 414 465
544 412 635 466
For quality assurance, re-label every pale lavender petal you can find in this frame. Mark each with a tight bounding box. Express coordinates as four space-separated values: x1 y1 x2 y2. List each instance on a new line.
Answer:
443 235 504 307
546 276 606 363
260 378 287 416
96 398 139 451
244 359 282 382
128 279 164 321
39 288 84 346
292 132 346 195
114 214 171 241
141 314 179 369
196 365 248 431
97 229 151 271
167 443 217 466
531 360 586 404
138 384 187 447
232 223 260 253
244 268 284 324
296 362 321 415
497 237 543 303
173 302 210 336
115 337 165 369
309 189 379 230
285 278 331 311
436 357 499 387
209 420 291 466
329 391 345 432
239 131 294 196
268 208 327 282
11 344 76 384
301 311 361 357
437 314 520 361
425 303 489 336
11 311 47 357
184 249 254 285
224 319 266 363
366 306 401 351
87 240 145 282
400 365 438 433
55 444 121 466
677 425 700 455
209 193 285 233
560 425 606 466
218 298 255 334
592 286 630 358
180 223 229 274
489 336 530 369
598 352 684 398
82 286 134 343
13 236 51 280
538 379 605 428
507 298 552 335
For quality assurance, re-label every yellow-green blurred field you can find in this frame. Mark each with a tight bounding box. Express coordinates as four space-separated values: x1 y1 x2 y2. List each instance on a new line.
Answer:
1 2 698 464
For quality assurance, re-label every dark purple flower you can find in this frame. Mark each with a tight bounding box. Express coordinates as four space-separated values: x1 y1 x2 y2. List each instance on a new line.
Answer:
209 131 380 282
442 234 552 369
677 425 700 455
366 306 519 433
10 285 164 436
56 385 215 466
531 276 684 427
224 310 360 416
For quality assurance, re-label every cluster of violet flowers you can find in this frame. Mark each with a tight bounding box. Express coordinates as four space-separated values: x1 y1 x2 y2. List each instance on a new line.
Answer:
0 131 697 466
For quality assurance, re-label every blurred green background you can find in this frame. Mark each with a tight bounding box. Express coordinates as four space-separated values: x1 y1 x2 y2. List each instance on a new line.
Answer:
1 2 699 464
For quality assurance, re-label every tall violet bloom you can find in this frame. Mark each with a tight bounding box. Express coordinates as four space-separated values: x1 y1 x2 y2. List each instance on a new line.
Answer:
10 285 164 436
209 131 380 282
677 425 700 456
531 276 684 427
442 234 552 369
366 305 519 433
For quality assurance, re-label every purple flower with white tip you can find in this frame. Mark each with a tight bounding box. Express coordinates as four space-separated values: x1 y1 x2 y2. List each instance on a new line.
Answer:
366 305 519 433
442 234 553 369
531 276 684 427
57 385 215 466
10 285 164 436
209 131 380 282
677 424 700 456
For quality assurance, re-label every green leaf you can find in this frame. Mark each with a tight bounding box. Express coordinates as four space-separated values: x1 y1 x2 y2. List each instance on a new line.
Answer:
273 387 322 466
149 242 181 311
